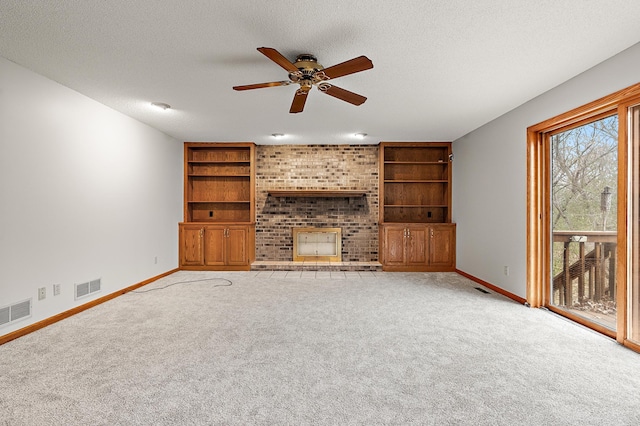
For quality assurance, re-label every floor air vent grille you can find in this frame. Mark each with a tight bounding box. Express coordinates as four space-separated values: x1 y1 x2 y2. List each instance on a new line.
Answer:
75 278 101 300
0 299 32 328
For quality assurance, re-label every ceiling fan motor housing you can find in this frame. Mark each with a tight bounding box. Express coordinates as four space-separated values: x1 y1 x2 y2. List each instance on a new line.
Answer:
289 54 324 82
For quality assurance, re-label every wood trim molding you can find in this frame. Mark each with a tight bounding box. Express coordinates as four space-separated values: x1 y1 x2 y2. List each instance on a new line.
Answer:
616 102 630 344
528 82 640 133
0 268 179 346
526 128 545 308
456 269 527 305
624 339 640 353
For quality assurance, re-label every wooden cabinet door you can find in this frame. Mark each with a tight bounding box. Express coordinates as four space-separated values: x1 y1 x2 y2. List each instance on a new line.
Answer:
203 226 226 266
406 226 428 265
179 224 204 266
383 226 406 266
226 226 248 266
429 225 455 268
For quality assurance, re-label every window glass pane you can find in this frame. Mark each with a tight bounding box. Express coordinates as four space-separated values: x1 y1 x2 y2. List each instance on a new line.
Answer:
550 115 618 330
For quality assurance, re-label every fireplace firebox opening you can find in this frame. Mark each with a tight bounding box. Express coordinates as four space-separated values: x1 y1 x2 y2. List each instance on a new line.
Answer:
292 227 342 262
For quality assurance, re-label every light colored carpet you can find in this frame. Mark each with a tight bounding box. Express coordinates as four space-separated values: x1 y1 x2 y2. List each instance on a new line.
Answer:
1 271 639 425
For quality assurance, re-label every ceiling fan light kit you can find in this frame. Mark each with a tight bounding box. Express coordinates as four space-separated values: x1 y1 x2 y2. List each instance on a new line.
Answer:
233 47 373 114
151 102 171 111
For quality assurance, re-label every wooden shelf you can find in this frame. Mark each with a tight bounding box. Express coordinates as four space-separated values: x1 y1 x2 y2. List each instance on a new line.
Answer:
188 160 250 164
384 161 448 165
188 174 251 177
268 190 366 198
384 180 448 183
384 204 448 208
188 200 251 204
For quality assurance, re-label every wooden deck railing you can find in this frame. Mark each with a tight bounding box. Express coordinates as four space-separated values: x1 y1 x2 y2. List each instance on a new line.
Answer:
552 231 617 306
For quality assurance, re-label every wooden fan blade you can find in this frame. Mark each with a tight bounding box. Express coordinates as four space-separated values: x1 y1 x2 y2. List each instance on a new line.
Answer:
320 55 373 80
290 87 310 113
233 81 291 91
257 47 300 73
319 84 367 106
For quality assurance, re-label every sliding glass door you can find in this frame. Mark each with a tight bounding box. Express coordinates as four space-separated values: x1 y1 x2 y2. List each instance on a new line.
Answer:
528 83 640 352
550 115 619 331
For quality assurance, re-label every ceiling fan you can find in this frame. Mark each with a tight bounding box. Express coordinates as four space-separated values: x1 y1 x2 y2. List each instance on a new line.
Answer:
233 47 373 114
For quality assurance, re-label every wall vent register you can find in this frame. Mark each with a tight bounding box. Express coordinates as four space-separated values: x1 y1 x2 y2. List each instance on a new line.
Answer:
75 279 102 300
0 299 32 328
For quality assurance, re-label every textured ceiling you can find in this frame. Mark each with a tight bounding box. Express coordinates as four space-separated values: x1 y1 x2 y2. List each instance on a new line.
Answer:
2 1 640 145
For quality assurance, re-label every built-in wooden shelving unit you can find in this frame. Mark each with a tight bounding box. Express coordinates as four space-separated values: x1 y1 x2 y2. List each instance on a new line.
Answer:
379 142 455 271
180 142 255 271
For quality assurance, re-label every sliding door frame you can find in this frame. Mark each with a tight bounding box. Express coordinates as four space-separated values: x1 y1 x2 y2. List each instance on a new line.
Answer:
620 100 640 353
527 82 640 351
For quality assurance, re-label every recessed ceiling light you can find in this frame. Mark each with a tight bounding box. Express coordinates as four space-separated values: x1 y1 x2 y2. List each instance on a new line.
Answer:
151 102 171 111
354 133 367 139
272 133 285 139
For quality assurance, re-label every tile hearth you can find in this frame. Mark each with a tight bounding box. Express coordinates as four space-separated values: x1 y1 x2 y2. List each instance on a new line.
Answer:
250 261 382 272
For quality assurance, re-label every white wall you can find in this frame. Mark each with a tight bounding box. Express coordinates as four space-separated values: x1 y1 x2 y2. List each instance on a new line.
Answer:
0 57 182 335
453 42 640 299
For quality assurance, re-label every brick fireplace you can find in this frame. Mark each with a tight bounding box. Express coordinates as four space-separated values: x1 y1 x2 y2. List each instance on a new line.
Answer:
254 145 379 263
